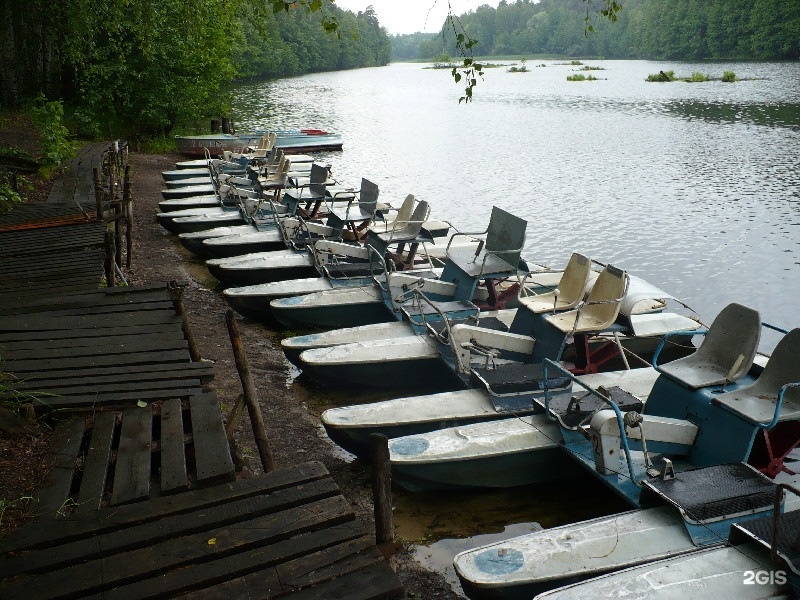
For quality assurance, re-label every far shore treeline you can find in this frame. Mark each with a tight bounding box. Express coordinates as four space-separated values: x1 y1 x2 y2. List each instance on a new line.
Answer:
0 0 797 144
394 0 800 63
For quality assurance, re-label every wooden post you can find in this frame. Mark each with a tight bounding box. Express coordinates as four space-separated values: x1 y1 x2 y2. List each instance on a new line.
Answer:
123 165 132 268
369 433 394 548
226 309 275 473
93 167 103 220
168 281 201 362
113 201 122 270
104 227 115 287
211 118 221 133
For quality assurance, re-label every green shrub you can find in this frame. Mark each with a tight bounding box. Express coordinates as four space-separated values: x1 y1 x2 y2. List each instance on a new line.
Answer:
0 183 22 213
647 70 674 82
687 71 710 82
30 96 75 168
722 71 736 82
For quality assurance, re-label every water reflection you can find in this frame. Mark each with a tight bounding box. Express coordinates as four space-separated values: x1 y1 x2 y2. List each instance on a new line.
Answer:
664 100 800 128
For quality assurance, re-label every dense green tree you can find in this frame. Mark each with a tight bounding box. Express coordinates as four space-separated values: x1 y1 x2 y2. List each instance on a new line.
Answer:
412 0 799 62
0 0 392 139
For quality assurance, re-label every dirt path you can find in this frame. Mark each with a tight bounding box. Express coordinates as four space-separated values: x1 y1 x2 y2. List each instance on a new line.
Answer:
127 152 464 599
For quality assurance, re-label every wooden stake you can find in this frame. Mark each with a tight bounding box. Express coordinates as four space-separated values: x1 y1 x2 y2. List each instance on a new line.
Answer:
93 167 103 220
369 433 394 547
123 165 132 269
226 309 275 473
168 281 201 362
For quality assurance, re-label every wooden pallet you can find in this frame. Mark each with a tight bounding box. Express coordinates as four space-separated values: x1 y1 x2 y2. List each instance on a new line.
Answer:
0 461 404 600
33 393 235 517
0 285 213 413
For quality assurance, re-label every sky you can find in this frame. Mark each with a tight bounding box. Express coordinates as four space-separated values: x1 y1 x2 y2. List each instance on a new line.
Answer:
333 0 499 35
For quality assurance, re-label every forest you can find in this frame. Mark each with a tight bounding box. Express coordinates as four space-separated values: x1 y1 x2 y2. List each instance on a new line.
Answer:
0 0 390 140
396 0 800 62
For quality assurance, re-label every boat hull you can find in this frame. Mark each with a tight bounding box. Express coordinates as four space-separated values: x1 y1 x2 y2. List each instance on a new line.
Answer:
178 224 258 257
206 250 316 287
298 337 460 389
271 286 391 330
388 416 577 492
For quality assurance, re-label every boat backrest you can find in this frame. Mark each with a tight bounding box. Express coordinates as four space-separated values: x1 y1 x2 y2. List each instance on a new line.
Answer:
485 206 527 270
519 253 592 314
713 328 800 424
544 264 627 334
355 178 380 217
657 302 761 389
383 199 429 241
579 264 627 330
395 194 415 223
309 163 329 197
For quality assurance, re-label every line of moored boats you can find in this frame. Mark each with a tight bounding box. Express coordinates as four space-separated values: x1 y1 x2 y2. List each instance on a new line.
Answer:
157 141 800 599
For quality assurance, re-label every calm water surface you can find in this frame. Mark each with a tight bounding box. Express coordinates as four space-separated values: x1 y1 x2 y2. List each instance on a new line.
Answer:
233 60 800 594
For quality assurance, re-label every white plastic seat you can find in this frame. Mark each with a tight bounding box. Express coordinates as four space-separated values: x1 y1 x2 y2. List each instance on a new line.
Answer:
369 194 415 234
657 302 761 389
544 265 627 335
713 328 800 424
371 199 429 244
519 253 592 314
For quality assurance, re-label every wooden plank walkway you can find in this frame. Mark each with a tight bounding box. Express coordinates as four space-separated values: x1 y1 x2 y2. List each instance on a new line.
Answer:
0 147 405 598
0 461 404 600
31 393 235 516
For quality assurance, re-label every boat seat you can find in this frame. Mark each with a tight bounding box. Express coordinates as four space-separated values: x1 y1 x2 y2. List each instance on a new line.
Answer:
518 253 592 314
657 302 761 390
712 328 800 425
369 194 415 234
368 199 432 246
544 265 628 335
445 206 527 278
326 178 380 223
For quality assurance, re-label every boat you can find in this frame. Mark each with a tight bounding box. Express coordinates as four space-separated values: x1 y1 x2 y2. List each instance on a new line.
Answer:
320 367 661 457
175 128 343 157
448 308 800 597
531 487 800 599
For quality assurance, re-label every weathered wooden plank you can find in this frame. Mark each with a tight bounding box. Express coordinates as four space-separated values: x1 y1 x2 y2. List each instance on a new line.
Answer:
276 536 382 589
31 418 85 519
23 377 204 398
3 337 190 362
6 349 193 373
160 398 188 495
110 407 152 506
285 562 404 600
0 322 183 345
189 394 235 486
78 412 117 510
1 496 355 600
41 387 206 411
16 361 213 385
0 310 180 333
2 462 332 553
0 475 342 579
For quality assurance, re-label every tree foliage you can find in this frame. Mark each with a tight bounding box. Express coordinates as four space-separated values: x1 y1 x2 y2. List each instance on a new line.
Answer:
0 0 391 139
413 0 799 63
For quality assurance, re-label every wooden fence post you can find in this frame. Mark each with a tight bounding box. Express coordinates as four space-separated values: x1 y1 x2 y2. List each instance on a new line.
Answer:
123 165 132 269
104 226 115 287
93 167 103 220
369 433 394 548
226 309 275 473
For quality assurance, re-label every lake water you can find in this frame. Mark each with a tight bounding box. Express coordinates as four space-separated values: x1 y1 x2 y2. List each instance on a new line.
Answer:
232 60 800 594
